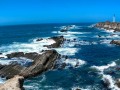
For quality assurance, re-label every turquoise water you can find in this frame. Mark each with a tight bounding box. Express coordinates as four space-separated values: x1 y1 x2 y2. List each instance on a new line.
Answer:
0 23 120 90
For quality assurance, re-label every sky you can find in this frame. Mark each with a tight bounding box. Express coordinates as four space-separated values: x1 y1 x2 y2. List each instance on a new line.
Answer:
0 0 120 25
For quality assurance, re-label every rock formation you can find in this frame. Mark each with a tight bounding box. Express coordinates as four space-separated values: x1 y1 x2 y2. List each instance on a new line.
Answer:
110 40 120 46
43 36 65 48
0 75 24 90
0 36 64 90
0 50 59 79
95 21 120 32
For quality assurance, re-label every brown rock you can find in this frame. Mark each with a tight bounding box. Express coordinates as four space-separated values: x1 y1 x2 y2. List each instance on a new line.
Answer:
110 40 120 46
0 75 24 90
0 50 60 79
95 21 120 32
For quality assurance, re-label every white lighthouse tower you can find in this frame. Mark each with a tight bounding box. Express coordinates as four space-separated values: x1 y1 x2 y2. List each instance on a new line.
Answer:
113 14 116 22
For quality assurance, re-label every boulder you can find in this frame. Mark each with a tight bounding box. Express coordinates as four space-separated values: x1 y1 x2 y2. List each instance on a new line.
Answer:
0 75 24 90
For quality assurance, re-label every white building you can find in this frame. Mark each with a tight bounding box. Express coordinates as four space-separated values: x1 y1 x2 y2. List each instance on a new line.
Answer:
113 14 116 22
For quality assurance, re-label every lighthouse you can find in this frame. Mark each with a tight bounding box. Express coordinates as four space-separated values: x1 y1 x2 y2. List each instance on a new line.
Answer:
113 14 116 22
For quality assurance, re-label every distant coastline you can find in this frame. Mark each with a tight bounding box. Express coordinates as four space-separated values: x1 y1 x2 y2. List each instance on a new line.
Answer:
95 21 120 32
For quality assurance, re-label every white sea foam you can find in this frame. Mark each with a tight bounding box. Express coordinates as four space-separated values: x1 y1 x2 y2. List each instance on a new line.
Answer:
102 74 120 90
0 77 5 84
59 31 85 35
63 34 78 39
91 62 119 90
0 54 7 58
0 38 55 55
92 62 116 72
55 48 79 56
106 30 115 33
52 31 90 35
0 57 33 65
24 85 39 89
100 39 111 45
64 58 86 68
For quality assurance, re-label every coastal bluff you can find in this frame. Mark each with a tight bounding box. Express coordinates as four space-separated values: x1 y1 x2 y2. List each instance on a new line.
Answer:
95 21 120 32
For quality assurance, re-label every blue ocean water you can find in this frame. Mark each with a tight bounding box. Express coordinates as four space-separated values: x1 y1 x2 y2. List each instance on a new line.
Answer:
0 23 120 90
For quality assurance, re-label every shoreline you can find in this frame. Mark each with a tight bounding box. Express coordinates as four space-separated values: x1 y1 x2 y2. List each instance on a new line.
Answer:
0 36 65 90
95 21 120 32
95 21 120 46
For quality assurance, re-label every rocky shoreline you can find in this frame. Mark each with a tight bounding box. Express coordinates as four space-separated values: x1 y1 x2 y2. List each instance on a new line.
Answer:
95 21 120 46
95 21 120 89
0 36 64 90
95 21 120 32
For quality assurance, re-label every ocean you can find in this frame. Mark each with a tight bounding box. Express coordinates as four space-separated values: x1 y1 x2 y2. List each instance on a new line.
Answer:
0 23 120 90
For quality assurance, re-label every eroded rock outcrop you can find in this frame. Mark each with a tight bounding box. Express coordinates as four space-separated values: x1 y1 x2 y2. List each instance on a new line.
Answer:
0 50 59 79
95 21 120 32
0 75 24 90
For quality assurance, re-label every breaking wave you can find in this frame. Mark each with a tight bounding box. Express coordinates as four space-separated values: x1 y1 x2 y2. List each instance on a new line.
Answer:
91 62 119 90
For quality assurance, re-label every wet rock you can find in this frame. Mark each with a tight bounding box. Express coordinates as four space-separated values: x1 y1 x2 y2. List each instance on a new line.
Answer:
116 66 120 71
101 78 110 88
95 21 120 32
75 62 80 67
98 35 102 38
61 63 67 69
0 75 24 90
0 53 2 55
44 36 64 48
110 40 120 46
60 29 68 32
115 79 120 88
36 38 43 41
75 88 81 90
7 52 24 59
0 50 60 79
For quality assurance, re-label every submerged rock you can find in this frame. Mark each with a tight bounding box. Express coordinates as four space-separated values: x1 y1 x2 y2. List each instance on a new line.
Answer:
0 75 24 90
